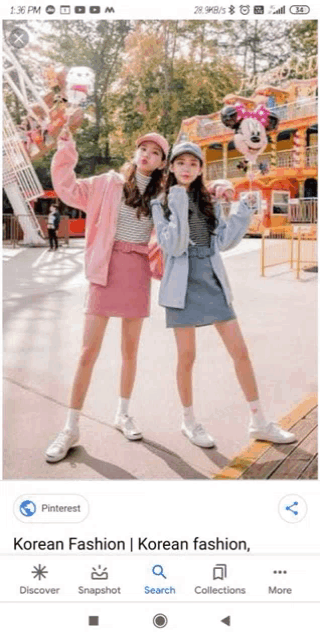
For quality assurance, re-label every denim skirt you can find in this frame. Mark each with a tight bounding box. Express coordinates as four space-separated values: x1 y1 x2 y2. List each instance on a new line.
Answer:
165 244 236 328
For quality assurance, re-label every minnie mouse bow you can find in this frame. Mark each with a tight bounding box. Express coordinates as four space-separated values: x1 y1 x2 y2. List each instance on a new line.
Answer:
221 103 279 131
235 104 269 126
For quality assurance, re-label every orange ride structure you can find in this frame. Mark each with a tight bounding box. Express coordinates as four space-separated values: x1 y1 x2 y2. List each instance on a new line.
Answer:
178 56 318 235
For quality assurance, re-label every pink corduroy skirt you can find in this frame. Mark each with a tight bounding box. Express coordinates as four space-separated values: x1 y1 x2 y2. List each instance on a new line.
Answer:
85 240 151 318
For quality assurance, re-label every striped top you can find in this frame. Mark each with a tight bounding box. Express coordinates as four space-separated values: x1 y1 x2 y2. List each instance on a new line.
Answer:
188 195 211 247
114 170 153 244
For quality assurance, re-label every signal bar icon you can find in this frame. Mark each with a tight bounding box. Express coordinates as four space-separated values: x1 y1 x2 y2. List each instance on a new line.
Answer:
273 5 286 12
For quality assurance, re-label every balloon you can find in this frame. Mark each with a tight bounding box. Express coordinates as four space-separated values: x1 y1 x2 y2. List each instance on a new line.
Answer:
65 66 95 107
221 103 279 163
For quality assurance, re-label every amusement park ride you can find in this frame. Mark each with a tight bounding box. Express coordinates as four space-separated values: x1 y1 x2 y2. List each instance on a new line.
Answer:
2 39 94 245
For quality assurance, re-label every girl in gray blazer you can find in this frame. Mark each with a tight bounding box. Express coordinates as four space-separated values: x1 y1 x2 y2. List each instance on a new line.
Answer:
151 141 297 449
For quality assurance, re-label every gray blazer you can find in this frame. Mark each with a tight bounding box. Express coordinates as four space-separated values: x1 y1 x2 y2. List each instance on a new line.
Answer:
151 185 253 309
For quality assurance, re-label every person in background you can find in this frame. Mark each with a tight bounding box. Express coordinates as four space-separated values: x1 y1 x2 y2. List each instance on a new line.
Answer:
47 203 60 251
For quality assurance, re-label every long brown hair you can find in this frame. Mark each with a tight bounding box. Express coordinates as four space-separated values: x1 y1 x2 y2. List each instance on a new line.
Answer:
121 157 166 219
163 170 218 233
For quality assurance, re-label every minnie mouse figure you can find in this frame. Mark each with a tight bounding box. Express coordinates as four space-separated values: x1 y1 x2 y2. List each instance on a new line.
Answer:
221 103 279 163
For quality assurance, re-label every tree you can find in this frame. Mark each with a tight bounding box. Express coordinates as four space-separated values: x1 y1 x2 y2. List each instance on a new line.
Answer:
111 20 240 156
3 20 131 172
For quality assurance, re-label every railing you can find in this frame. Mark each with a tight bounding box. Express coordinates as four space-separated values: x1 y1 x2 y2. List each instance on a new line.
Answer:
261 224 317 279
289 198 318 224
306 145 318 167
276 149 295 168
3 214 70 245
206 160 224 180
3 214 24 246
197 118 229 139
206 144 317 179
272 98 318 122
196 98 318 140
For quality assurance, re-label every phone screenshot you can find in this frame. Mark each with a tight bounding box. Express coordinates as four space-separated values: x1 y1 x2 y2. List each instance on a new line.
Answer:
1 0 319 637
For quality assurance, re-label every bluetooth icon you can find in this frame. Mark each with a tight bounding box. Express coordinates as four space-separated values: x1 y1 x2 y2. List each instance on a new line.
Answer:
228 4 236 13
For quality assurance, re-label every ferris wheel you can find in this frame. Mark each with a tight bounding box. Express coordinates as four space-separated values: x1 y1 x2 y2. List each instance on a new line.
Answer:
2 41 48 245
3 35 95 245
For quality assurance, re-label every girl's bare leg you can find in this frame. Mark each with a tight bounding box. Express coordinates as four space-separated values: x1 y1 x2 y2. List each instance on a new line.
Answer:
46 314 109 462
214 319 258 402
173 326 214 447
120 318 144 398
214 318 297 444
69 314 109 410
114 318 144 441
174 327 196 407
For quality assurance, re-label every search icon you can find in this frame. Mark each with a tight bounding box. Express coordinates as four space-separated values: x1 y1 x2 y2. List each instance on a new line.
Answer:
152 564 167 579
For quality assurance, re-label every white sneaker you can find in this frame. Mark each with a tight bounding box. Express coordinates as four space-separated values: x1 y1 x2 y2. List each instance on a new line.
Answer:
45 429 79 463
114 414 142 441
181 423 215 448
249 421 297 444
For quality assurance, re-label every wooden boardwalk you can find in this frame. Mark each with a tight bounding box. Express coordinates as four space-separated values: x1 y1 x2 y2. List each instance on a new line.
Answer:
241 406 317 480
213 395 317 480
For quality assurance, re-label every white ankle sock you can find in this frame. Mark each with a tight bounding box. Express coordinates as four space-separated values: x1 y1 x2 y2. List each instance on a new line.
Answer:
117 397 130 417
64 408 80 433
183 405 196 427
248 400 266 428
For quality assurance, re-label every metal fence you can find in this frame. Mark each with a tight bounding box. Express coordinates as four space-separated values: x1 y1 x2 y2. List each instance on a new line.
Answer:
261 225 317 278
2 214 22 247
2 214 70 246
289 199 317 224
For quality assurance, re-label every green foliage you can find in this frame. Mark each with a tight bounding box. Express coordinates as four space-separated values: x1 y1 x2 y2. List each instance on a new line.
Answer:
4 19 316 181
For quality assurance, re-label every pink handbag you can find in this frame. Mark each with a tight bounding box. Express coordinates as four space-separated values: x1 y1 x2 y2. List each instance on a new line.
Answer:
148 241 164 280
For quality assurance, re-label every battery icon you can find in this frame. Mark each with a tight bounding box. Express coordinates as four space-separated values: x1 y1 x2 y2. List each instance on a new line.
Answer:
289 5 310 13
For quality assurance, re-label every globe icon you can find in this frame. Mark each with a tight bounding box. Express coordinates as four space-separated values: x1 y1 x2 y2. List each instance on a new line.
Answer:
20 500 36 517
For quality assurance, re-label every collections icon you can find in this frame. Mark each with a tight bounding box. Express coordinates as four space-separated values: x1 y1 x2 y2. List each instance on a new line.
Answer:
213 564 227 580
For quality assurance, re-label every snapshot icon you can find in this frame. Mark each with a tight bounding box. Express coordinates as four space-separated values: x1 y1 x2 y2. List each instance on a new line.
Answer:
91 565 108 580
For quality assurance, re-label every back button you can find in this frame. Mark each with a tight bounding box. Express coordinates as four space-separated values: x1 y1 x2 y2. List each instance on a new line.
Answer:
221 615 231 626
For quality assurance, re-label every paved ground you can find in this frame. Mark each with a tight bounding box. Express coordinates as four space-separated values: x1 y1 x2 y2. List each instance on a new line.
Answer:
3 238 317 480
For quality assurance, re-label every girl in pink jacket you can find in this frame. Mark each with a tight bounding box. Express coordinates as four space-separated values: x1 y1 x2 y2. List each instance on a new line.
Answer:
45 131 169 462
